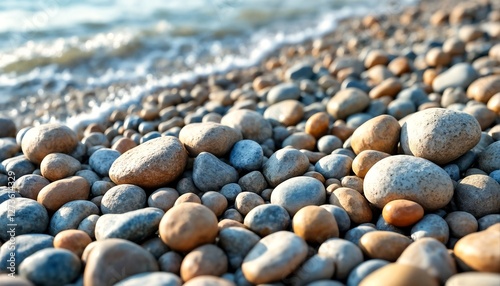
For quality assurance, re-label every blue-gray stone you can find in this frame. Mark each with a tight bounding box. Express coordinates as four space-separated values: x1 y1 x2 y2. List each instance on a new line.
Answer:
0 233 53 274
270 176 326 216
344 225 376 246
91 180 116 197
192 152 239 192
123 115 143 130
219 227 260 270
317 135 342 154
114 272 181 286
89 148 120 177
346 113 373 129
230 140 263 172
141 237 170 259
0 198 48 241
0 190 20 205
315 154 353 179
78 214 100 240
95 207 164 243
238 171 268 194
286 63 314 81
101 184 147 214
411 214 449 244
366 100 387 117
0 138 19 162
267 83 301 104
331 148 356 159
387 98 416 120
341 79 370 93
19 248 81 286
443 164 461 181
220 183 242 202
346 259 390 286
49 200 100 236
3 155 35 178
244 204 290 236
140 131 162 144
477 214 500 231
321 205 351 233
375 215 405 235
490 170 500 184
432 63 478 93
75 169 101 187
397 86 430 107
451 151 477 172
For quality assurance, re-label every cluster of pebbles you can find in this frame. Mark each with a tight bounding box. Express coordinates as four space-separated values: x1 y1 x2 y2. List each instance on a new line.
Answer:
0 0 500 285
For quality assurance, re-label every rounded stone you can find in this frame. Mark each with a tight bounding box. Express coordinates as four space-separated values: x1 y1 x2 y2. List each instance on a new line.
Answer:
264 100 304 126
175 193 201 205
320 204 351 233
89 148 121 177
359 231 412 262
101 184 147 214
234 192 265 216
192 152 239 192
0 234 53 273
317 135 343 154
83 239 159 286
347 259 390 286
179 122 242 157
219 227 261 270
454 226 500 272
158 251 183 274
221 109 273 143
244 204 290 237
54 229 92 257
19 248 81 286
220 183 242 202
0 275 33 285
180 244 228 281
364 155 454 211
305 112 330 139
78 214 99 240
282 132 316 151
109 136 188 189
229 140 263 172
411 214 449 244
21 123 78 164
0 198 48 240
327 88 370 120
201 191 228 217
329 187 372 224
238 171 268 194
293 205 339 244
454 174 500 218
478 141 500 174
359 264 438 286
49 200 99 236
159 203 218 252
241 231 308 284
382 199 425 227
397 237 457 283
445 273 500 286
148 188 179 212
40 153 81 181
467 75 500 103
317 238 364 280
114 273 181 286
267 83 301 104
314 154 353 180
400 108 482 165
350 115 400 155
0 118 16 138
12 174 49 200
478 214 500 231
263 148 310 187
289 254 335 285
352 150 390 178
270 176 326 216
111 137 137 154
445 211 478 238
184 276 236 286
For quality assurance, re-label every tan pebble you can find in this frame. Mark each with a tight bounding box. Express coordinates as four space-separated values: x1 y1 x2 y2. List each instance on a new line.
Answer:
454 225 500 272
359 231 412 262
235 192 264 216
490 44 500 61
366 65 393 85
443 38 466 56
364 50 389 69
40 153 81 181
111 137 137 154
362 15 378 28
174 193 201 205
388 57 411 76
425 48 451 67
341 176 363 193
459 25 484 42
292 205 339 244
467 75 500 103
148 188 179 212
352 150 390 178
382 199 424 227
463 104 497 130
159 203 218 252
327 88 370 120
139 107 159 121
303 171 326 183
418 102 441 110
423 69 438 86
360 263 439 286
263 100 304 126
54 229 92 257
350 115 400 155
330 124 355 142
430 10 448 26
201 191 228 217
179 122 242 157
218 219 246 231
180 244 228 281
282 132 316 151
12 174 49 200
305 112 330 139
446 273 500 286
487 93 500 113
253 76 275 92
37 176 90 212
84 123 105 137
369 78 402 99
183 276 235 286
329 187 372 224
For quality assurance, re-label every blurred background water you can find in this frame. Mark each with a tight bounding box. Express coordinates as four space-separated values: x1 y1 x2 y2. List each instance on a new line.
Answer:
0 0 415 124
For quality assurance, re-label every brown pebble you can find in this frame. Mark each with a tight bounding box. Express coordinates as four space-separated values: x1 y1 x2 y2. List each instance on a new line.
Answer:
369 78 402 99
360 263 439 286
329 187 372 224
305 112 330 139
201 191 228 217
175 193 201 205
454 224 500 272
467 75 500 103
382 199 425 227
180 244 228 281
37 176 90 212
350 115 400 155
364 50 389 69
359 231 413 261
352 150 391 178
40 153 81 181
292 205 339 244
111 137 137 154
54 229 92 257
12 174 50 200
425 48 451 67
388 57 411 76
218 219 246 231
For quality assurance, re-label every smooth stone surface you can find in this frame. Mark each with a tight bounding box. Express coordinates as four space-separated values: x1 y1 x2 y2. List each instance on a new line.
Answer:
432 63 478 93
148 188 179 212
180 244 228 281
364 155 454 211
193 152 239 192
101 184 147 214
478 141 500 174
445 211 478 238
344 225 376 246
88 148 120 177
382 199 424 227
400 108 481 165
318 238 364 280
454 174 500 218
229 140 263 172
40 153 81 181
179 122 242 157
221 110 273 143
289 254 335 285
263 148 310 187
0 198 48 241
242 231 308 284
49 200 100 235
0 118 16 138
397 237 457 283
359 264 439 286
37 176 90 212
445 273 500 286
19 248 81 286
114 272 182 286
467 75 500 103
12 174 49 200
321 204 351 233
264 100 304 126
329 187 372 224
327 88 370 120
478 214 500 231
95 207 164 242
347 259 390 286
411 214 449 244
267 83 301 104
183 276 236 286
54 229 92 257
352 150 390 178
219 227 261 270
293 205 339 244
315 154 353 180
359 231 412 262
21 123 78 164
454 226 500 273
83 239 159 286
159 203 218 252
238 171 268 194
270 176 326 216
109 136 188 188
0 234 53 273
244 204 290 237
350 115 400 155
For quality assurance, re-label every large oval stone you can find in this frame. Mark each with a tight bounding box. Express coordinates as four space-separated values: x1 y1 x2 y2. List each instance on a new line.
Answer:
179 122 242 157
109 136 187 189
400 108 481 165
270 176 326 216
364 155 454 211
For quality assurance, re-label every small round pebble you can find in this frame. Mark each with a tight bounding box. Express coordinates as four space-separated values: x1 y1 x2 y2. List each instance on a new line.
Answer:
89 148 121 177
229 140 263 172
54 229 92 257
235 192 265 216
244 204 290 237
411 214 450 244
382 199 424 227
270 176 326 216
101 184 147 214
201 191 228 217
445 211 478 238
293 205 339 244
40 153 81 181
180 244 228 281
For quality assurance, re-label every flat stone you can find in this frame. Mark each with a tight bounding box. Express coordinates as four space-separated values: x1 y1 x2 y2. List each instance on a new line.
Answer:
432 63 478 93
270 176 326 216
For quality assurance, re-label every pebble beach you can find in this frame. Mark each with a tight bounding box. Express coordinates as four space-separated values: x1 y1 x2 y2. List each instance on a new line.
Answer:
0 0 500 285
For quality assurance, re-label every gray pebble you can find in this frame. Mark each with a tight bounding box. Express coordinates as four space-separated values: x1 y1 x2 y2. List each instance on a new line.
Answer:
490 170 500 184
443 164 461 181
315 154 353 179
0 198 48 241
0 138 19 162
82 132 110 148
376 215 405 235
159 251 183 274
0 233 53 273
192 152 239 192
267 83 301 104
230 140 263 172
317 135 343 154
344 225 376 246
366 100 387 117
78 214 100 240
346 113 373 129
222 208 244 222
244 204 290 236
235 192 265 216
397 86 430 107
477 214 500 231
219 227 260 269
387 98 416 120
3 155 35 178
89 148 121 177
49 200 100 236
101 184 147 214
238 171 268 194
220 183 242 202
346 259 389 286
141 237 170 259
286 63 314 81
270 176 326 216
320 204 351 233
411 214 450 244
317 238 364 280
263 148 310 187
75 170 101 187
91 180 116 197
432 63 478 93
